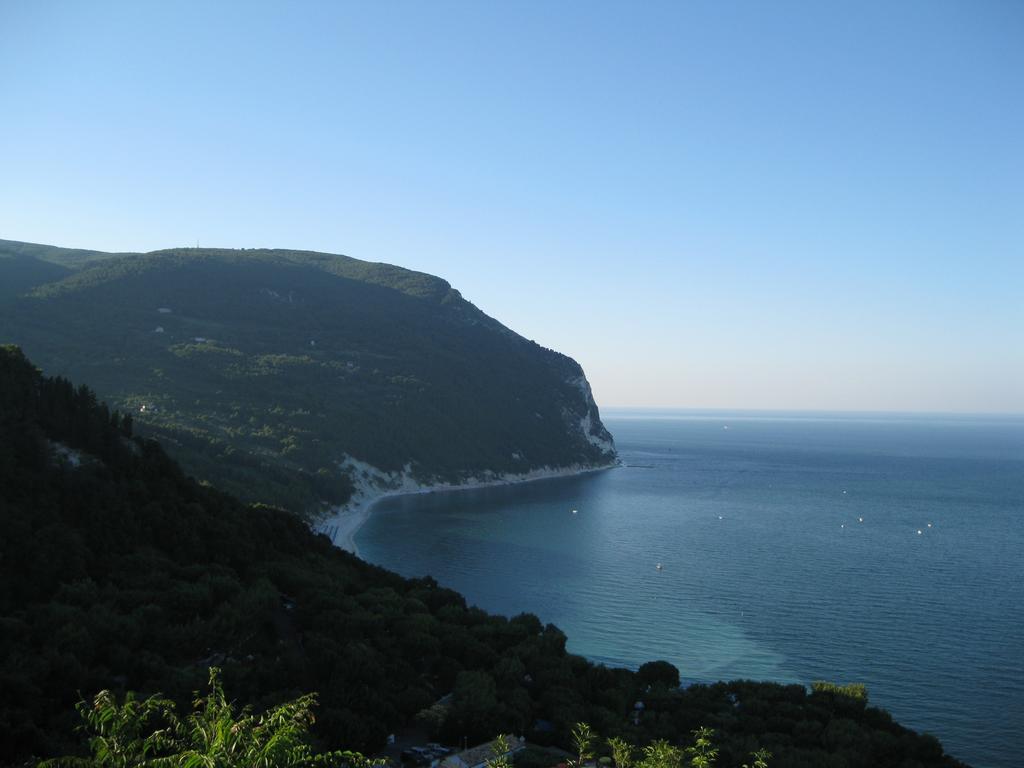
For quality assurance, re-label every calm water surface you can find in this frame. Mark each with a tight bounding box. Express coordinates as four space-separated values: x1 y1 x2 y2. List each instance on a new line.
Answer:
358 411 1024 768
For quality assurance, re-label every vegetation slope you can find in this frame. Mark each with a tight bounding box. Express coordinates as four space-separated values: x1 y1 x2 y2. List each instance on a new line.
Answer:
0 347 968 768
0 239 615 514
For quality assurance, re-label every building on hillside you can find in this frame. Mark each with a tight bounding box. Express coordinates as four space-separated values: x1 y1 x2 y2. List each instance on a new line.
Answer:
441 737 526 768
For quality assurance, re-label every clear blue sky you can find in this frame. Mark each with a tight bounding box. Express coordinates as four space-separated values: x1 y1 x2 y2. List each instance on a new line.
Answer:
2 1 1021 412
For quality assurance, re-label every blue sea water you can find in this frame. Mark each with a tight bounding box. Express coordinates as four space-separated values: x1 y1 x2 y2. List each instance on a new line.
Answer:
357 411 1024 768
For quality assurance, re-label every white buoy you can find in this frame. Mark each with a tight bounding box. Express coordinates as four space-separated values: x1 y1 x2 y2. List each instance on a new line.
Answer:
656 563 663 570
572 509 577 515
858 517 864 523
927 522 932 528
917 529 923 535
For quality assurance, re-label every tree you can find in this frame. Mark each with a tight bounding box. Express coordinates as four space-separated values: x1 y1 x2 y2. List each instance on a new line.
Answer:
486 734 514 768
684 728 717 768
638 740 681 768
43 668 375 768
42 689 178 768
449 671 502 743
607 737 634 768
570 723 595 768
636 661 680 690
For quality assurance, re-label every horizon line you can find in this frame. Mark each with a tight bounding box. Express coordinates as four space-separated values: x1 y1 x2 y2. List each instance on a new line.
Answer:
600 406 1024 418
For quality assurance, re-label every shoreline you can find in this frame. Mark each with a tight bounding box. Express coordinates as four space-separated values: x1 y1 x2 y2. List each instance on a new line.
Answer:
315 461 618 557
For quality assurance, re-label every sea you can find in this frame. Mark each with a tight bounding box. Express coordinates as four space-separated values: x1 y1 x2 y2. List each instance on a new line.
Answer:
357 411 1024 768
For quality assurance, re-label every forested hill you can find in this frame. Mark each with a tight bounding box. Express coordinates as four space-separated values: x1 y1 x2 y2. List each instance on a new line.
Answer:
0 239 616 513
0 348 968 768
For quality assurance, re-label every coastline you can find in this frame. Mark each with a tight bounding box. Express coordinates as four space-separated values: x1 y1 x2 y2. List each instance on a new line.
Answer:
315 461 618 557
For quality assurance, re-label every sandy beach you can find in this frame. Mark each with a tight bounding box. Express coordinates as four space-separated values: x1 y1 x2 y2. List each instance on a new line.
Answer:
316 461 618 556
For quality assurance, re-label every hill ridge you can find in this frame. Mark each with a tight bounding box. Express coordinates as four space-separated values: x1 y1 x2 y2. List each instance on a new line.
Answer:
0 238 616 515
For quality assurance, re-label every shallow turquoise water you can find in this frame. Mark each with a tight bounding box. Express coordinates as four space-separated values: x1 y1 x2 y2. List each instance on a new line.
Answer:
357 411 1024 768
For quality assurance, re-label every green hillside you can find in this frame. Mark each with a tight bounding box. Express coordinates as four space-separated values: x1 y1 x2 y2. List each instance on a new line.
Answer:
0 240 616 514
0 347 968 768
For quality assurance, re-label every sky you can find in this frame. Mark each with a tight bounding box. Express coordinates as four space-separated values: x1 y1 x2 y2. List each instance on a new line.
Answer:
1 1 1022 412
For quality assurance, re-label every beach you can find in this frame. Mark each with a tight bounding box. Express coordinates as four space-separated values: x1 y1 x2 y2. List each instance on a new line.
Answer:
316 461 618 556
